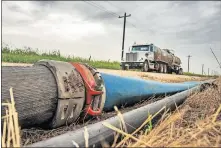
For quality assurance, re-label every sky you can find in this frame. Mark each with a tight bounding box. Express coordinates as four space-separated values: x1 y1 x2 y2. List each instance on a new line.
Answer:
2 1 221 74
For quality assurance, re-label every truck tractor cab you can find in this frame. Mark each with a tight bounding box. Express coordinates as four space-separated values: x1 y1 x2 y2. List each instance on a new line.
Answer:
121 43 157 71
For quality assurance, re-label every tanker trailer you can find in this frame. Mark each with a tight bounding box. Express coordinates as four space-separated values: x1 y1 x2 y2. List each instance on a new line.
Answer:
120 43 183 74
160 49 183 74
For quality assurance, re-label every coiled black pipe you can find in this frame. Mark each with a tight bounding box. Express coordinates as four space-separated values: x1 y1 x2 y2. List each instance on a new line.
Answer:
2 66 58 128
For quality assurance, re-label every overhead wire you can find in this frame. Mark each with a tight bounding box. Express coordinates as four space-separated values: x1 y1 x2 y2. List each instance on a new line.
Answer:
74 1 119 23
104 2 153 34
83 1 119 18
105 1 126 13
82 1 152 34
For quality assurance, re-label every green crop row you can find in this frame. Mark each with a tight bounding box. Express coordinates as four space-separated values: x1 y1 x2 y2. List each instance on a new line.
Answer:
2 46 121 70
2 45 219 77
183 72 217 77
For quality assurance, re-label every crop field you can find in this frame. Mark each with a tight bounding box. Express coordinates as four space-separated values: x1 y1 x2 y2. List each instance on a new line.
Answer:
2 46 120 70
1 46 216 78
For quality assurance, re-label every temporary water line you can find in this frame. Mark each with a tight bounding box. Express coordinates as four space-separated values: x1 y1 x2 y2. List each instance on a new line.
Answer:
1 59 214 129
100 72 207 111
28 79 215 147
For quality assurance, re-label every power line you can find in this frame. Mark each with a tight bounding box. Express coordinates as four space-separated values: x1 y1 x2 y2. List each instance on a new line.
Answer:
83 1 119 18
102 1 152 34
75 1 119 23
88 1 137 28
83 1 153 38
210 47 221 69
105 1 126 12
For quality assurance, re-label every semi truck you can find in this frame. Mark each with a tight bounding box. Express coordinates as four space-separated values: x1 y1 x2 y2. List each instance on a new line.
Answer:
120 43 183 74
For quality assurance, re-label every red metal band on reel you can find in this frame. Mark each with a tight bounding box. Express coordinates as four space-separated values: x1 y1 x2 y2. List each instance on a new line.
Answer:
70 62 103 116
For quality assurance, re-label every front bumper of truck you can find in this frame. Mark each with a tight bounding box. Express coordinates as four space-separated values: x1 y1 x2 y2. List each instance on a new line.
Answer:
120 62 144 68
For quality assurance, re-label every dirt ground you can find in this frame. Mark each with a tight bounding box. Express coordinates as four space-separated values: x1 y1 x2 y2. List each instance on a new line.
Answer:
2 62 208 83
98 69 208 83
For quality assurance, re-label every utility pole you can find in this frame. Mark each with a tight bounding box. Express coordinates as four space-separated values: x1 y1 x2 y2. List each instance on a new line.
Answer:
208 68 209 76
119 12 131 61
202 64 204 75
187 55 192 72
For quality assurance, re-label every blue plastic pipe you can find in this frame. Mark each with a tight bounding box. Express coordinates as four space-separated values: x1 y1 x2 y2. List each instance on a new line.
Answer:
101 73 202 111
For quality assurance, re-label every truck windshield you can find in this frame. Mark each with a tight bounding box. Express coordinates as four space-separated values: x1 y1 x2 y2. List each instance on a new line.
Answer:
132 45 150 51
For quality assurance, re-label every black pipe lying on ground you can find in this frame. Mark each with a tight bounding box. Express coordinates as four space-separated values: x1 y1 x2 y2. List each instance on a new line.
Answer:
28 79 215 147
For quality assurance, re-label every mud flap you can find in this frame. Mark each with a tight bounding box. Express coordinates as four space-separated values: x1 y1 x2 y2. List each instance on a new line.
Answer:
34 60 85 128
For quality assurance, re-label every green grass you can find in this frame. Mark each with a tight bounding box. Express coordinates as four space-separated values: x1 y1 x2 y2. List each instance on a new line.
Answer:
183 72 216 77
2 46 121 70
1 45 219 77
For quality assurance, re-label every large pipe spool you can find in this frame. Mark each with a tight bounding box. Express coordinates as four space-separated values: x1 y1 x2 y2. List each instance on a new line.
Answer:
2 60 106 129
1 60 211 129
2 65 58 128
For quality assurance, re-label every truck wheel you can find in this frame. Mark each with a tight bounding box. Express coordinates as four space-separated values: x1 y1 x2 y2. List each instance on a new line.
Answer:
142 61 149 72
178 68 183 75
168 67 172 74
159 64 164 73
121 65 126 70
163 64 167 73
155 63 160 73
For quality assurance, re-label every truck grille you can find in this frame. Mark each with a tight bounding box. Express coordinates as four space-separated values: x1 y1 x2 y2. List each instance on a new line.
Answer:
126 53 137 62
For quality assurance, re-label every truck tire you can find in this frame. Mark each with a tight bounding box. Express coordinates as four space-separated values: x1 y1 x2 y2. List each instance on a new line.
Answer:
155 63 160 73
178 68 183 75
159 64 164 73
168 66 172 74
163 64 167 73
142 61 149 72
121 65 126 70
125 65 129 70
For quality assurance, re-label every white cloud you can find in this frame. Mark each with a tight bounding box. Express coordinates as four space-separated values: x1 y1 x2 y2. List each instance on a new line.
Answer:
3 1 106 42
2 1 221 74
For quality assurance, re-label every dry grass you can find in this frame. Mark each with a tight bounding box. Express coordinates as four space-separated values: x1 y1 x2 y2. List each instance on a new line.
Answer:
106 77 221 147
2 88 21 147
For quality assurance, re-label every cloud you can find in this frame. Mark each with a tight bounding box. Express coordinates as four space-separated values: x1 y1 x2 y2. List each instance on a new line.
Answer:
2 1 221 74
